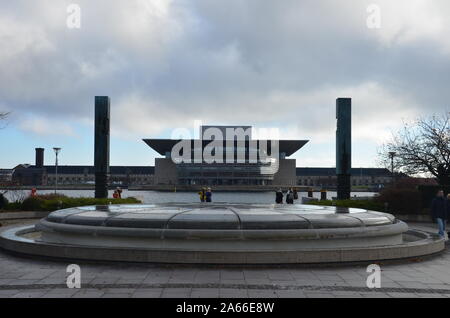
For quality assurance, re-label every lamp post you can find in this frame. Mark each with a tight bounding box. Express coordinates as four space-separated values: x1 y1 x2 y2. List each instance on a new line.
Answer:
388 151 396 185
53 147 61 194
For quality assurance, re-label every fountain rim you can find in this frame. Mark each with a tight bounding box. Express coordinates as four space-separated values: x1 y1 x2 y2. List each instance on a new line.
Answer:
0 224 444 265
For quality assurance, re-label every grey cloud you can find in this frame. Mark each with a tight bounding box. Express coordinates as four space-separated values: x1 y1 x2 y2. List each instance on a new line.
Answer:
0 0 449 143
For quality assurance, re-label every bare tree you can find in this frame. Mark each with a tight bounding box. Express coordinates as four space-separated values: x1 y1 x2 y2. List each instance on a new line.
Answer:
379 112 450 185
0 112 9 120
0 111 10 129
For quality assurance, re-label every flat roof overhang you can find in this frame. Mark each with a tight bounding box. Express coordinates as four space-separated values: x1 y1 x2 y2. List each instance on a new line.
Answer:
143 139 309 157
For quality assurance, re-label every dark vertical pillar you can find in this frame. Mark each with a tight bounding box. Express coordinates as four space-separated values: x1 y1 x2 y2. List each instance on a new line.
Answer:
94 96 110 198
336 98 351 200
35 148 44 168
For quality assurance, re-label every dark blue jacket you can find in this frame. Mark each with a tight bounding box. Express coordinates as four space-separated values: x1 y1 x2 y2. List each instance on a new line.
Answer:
448 198 450 218
205 191 212 202
275 191 283 204
431 197 447 220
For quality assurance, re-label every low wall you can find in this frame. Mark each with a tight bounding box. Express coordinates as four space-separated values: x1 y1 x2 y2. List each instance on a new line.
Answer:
395 214 433 223
0 211 50 221
0 225 444 264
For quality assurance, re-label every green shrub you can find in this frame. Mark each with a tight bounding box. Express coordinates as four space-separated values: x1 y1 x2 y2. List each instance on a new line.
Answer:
0 193 8 209
4 202 22 211
2 195 141 212
35 193 68 200
37 197 141 211
308 188 426 215
21 196 45 211
375 188 423 215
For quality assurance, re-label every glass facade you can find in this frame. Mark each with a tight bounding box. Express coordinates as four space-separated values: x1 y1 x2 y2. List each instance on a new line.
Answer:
176 162 277 186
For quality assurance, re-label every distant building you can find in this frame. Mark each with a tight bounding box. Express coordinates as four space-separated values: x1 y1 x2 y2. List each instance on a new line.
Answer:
296 167 394 188
11 148 154 186
144 125 308 186
9 147 404 189
11 164 46 186
0 169 14 183
12 165 154 186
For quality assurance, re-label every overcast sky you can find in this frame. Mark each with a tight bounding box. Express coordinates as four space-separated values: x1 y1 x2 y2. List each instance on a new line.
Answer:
0 0 449 168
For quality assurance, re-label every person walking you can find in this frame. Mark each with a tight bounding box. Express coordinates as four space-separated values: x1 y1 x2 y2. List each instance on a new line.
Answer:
275 188 283 204
286 188 294 204
293 188 298 201
116 187 122 199
447 193 450 239
198 188 206 202
431 190 447 239
205 187 212 202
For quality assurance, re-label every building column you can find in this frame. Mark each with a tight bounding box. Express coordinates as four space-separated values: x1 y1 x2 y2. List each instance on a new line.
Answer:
94 96 110 198
336 98 351 200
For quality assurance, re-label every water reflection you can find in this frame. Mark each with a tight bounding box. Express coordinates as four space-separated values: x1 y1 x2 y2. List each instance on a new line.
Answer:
3 189 376 205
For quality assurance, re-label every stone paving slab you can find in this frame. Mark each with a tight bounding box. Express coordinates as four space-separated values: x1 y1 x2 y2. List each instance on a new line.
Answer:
219 288 249 298
132 288 163 298
72 289 105 298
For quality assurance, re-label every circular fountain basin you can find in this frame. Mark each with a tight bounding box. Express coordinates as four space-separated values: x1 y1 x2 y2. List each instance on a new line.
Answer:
0 203 444 264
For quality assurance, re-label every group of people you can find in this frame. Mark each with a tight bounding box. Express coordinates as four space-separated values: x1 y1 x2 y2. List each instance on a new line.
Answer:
198 187 212 202
275 188 298 204
431 190 450 239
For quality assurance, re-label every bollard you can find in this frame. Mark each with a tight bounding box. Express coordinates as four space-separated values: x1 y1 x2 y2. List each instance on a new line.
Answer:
320 190 327 201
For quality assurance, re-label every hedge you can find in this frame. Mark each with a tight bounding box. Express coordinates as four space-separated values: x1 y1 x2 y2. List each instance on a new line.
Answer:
417 185 450 208
1 194 141 212
0 193 8 209
375 188 423 215
307 187 434 216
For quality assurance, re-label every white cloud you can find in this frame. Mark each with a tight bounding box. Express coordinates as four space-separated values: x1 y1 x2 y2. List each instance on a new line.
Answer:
18 117 75 137
112 93 196 138
369 0 449 51
107 80 421 155
0 16 54 61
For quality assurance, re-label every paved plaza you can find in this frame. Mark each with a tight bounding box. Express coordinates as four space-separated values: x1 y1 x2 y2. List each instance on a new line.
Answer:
0 221 449 298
